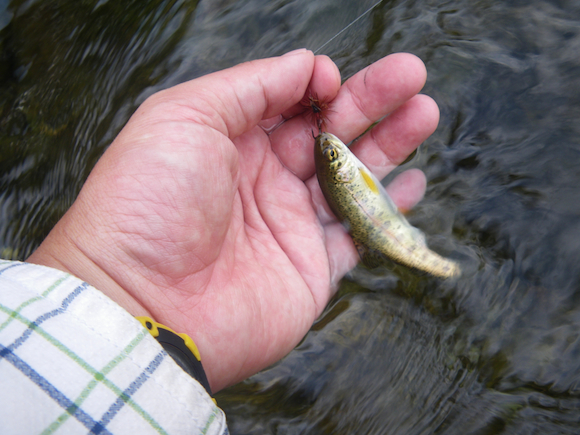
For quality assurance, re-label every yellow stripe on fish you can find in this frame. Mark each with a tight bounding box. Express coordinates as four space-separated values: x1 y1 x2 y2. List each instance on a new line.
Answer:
359 168 380 194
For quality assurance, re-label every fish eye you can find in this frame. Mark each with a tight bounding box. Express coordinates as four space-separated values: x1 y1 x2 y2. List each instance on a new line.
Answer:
324 147 338 161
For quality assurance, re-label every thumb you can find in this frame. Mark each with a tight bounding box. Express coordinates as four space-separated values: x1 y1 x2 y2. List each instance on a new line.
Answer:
149 49 315 140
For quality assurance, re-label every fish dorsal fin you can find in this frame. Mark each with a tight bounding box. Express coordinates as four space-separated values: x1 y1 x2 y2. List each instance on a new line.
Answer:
359 167 379 195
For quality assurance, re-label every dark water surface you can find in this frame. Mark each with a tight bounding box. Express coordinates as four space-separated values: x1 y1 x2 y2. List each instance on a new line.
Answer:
3 0 580 433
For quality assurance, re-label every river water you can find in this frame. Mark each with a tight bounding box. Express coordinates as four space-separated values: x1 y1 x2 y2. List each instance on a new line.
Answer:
2 0 580 433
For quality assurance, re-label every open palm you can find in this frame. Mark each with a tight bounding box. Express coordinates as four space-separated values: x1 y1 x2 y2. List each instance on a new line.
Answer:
29 50 439 391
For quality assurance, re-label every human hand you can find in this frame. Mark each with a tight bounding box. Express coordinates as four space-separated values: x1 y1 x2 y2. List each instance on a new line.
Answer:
28 49 439 392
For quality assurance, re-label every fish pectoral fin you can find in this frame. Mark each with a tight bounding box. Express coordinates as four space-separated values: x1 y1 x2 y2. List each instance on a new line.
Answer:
354 239 384 269
358 168 380 195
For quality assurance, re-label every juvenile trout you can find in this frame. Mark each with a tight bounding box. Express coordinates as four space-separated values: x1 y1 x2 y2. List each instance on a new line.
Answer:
315 132 460 279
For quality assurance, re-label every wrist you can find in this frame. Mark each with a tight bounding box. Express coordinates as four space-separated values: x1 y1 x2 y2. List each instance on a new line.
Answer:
27 216 151 319
26 214 226 391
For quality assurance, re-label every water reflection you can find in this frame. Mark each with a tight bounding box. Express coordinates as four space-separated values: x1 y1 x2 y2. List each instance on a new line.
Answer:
3 0 580 433
219 290 482 434
0 0 197 257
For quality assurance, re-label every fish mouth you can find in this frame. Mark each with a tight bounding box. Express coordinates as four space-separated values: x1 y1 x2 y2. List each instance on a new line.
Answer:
314 134 325 151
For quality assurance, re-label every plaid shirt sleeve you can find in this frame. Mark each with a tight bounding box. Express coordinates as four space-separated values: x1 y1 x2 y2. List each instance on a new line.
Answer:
0 260 229 435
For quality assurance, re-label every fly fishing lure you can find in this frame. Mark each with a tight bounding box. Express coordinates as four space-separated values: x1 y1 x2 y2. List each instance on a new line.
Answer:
301 93 332 133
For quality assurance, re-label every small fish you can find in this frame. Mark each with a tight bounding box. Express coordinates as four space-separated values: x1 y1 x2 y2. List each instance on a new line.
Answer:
314 132 460 279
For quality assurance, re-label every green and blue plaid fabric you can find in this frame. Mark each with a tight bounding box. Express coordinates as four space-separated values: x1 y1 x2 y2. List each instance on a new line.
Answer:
0 260 228 434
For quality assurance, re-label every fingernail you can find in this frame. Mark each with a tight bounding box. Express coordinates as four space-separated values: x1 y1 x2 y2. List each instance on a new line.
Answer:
283 48 309 57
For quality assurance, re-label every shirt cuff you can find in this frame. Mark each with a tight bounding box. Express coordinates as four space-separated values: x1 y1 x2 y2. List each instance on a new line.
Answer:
0 260 228 435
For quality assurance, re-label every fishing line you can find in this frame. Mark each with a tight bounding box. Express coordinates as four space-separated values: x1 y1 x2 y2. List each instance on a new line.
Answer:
314 0 384 54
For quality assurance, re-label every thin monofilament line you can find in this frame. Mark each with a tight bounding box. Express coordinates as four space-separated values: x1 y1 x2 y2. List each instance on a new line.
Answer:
314 0 383 54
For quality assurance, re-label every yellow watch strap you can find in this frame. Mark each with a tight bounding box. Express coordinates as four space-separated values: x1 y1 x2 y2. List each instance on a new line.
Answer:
136 316 212 396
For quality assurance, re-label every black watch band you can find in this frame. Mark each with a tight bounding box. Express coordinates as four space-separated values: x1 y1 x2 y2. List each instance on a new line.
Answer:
136 316 212 396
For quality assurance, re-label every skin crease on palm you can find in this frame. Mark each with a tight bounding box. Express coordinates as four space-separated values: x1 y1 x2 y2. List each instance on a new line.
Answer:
27 49 440 392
